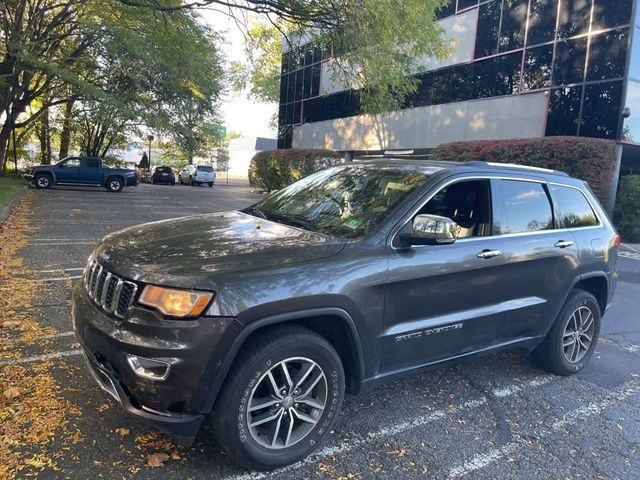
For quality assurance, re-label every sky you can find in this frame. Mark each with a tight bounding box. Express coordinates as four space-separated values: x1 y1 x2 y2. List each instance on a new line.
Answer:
200 9 278 140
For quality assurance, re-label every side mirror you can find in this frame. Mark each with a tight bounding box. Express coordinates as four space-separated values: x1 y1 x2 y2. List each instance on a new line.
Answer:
400 214 458 246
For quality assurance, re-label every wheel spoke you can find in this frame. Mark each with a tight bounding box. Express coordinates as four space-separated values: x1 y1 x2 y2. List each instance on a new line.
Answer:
301 370 324 398
248 397 280 413
582 312 594 333
284 410 295 447
292 362 315 391
563 338 575 348
267 371 283 398
269 410 285 447
281 361 293 390
249 409 282 428
572 340 581 362
296 396 324 410
292 408 318 425
581 332 592 343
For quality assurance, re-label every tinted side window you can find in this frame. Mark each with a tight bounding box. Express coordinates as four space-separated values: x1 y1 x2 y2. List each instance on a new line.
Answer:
63 158 81 168
497 180 553 234
84 158 100 169
549 185 599 228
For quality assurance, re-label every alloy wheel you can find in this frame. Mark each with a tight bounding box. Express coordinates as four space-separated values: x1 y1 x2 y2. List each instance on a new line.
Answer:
37 176 50 188
110 180 121 191
246 357 327 450
562 306 595 364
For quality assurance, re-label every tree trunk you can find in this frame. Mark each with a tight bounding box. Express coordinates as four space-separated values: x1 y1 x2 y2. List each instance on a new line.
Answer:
0 121 12 175
37 107 52 164
58 99 74 159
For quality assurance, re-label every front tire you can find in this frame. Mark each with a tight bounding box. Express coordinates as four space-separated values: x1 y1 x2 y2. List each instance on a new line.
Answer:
208 182 214 187
189 176 195 186
105 177 123 192
34 173 52 189
532 289 601 376
212 326 345 471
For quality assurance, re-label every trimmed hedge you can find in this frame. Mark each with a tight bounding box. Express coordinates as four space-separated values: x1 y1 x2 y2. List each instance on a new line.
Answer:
249 149 343 192
614 175 640 243
432 136 618 204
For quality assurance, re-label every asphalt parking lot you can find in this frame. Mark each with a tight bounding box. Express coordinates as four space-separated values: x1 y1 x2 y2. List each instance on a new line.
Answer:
2 183 640 479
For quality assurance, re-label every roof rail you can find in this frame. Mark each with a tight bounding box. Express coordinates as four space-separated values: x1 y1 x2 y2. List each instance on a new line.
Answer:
466 160 569 177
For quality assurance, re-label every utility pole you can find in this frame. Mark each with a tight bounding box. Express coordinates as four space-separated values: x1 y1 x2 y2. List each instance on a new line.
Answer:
147 134 154 167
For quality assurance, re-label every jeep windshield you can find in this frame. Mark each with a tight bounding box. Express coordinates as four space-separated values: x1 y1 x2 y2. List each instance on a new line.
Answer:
246 165 434 239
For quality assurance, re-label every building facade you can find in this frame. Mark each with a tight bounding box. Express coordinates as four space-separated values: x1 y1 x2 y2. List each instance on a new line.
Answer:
277 0 640 170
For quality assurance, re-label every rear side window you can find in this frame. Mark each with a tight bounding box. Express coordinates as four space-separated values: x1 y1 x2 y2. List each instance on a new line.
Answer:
197 166 214 172
495 180 553 234
549 184 599 228
84 158 100 169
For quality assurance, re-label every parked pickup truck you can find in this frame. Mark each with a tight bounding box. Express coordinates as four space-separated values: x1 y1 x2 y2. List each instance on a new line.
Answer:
25 157 138 192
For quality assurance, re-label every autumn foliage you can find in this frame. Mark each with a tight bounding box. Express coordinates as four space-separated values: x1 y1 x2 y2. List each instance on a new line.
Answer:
432 136 618 204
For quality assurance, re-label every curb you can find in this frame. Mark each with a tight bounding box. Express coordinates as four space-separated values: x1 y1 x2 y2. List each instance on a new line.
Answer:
0 184 28 226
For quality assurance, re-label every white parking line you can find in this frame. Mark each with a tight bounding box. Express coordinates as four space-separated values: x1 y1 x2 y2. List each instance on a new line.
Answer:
226 376 555 480
448 380 640 478
619 251 640 261
0 349 83 367
29 242 97 246
38 267 84 273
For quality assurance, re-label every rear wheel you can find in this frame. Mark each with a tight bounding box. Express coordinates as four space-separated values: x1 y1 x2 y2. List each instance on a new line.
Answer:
212 326 345 471
189 176 195 186
34 174 52 189
105 177 123 192
532 289 600 375
208 182 214 187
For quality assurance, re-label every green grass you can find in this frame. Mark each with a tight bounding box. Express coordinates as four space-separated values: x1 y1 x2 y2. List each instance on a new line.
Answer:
0 176 27 211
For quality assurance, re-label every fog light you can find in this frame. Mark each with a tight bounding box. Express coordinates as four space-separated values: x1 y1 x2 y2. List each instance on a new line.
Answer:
126 355 173 381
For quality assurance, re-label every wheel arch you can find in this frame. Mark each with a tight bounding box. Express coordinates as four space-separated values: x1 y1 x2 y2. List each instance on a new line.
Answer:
104 174 125 187
201 307 365 413
573 273 608 316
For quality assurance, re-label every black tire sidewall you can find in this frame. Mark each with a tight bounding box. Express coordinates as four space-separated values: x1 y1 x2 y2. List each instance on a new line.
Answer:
215 334 345 470
107 178 123 192
35 174 51 189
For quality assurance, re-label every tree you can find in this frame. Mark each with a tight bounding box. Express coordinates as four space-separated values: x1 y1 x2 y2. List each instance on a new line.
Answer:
215 147 229 172
139 151 150 169
129 0 451 113
0 0 93 172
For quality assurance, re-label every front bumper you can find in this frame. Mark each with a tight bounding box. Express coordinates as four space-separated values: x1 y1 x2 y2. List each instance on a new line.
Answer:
72 283 242 445
23 174 34 182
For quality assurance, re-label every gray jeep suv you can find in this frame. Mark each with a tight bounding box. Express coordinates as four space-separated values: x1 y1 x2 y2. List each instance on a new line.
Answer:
72 159 619 470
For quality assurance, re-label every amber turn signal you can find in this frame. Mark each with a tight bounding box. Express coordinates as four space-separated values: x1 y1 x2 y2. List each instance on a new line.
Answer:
139 285 213 317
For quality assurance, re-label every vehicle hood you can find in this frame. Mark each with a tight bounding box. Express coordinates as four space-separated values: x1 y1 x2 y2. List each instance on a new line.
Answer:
93 211 346 288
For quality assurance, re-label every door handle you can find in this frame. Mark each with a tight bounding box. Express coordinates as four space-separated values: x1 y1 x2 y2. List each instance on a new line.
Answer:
554 240 574 248
477 249 501 259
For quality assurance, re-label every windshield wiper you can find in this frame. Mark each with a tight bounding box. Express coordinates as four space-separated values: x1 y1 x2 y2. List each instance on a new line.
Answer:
245 205 267 219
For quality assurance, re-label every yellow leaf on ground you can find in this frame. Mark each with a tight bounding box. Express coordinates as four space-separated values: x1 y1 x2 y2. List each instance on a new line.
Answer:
115 427 130 438
147 453 170 468
1 321 21 329
3 387 21 401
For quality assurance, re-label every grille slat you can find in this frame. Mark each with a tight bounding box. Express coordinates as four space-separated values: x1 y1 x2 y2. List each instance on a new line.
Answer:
84 260 138 319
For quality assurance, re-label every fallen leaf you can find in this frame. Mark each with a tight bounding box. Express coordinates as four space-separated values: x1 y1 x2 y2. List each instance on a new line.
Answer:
1 320 21 329
3 387 21 401
115 427 130 438
24 457 46 469
147 453 169 468
169 451 181 460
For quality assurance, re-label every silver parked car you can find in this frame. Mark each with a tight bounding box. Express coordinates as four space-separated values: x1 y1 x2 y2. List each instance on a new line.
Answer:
178 164 216 187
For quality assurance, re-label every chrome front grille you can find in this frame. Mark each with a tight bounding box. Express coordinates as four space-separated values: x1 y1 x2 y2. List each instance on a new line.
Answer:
84 260 138 319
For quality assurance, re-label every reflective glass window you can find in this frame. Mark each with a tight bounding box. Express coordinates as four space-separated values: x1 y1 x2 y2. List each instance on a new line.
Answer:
450 64 472 102
294 69 304 101
304 46 314 66
499 0 528 52
528 0 559 46
587 28 629 81
553 38 587 85
546 86 583 136
475 0 501 58
497 180 554 234
311 64 321 97
292 101 302 124
303 66 313 98
549 185 599 228
580 81 623 139
629 27 640 81
281 51 291 74
558 0 592 39
522 44 554 90
472 57 498 98
436 0 456 19
495 51 523 95
592 0 633 31
623 81 640 142
279 74 288 103
457 0 479 11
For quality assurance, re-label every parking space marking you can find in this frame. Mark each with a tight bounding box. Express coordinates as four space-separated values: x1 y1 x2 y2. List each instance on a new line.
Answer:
0 349 83 367
448 379 640 478
225 376 555 480
38 267 84 273
619 251 640 261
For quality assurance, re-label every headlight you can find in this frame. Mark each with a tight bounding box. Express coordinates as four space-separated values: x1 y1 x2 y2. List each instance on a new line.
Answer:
139 285 214 318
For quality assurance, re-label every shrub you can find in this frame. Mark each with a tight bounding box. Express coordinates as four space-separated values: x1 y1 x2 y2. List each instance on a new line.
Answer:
249 149 343 192
614 175 640 243
432 136 618 204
